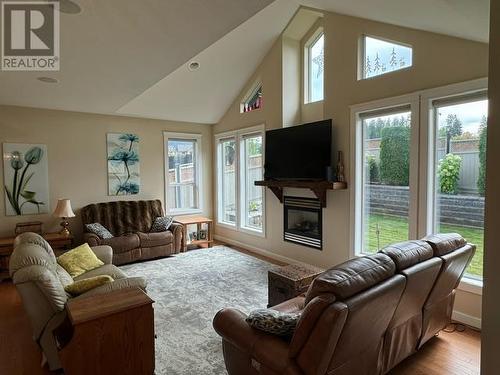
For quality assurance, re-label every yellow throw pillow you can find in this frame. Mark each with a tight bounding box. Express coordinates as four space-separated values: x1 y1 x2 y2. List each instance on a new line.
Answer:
64 275 114 296
57 243 104 278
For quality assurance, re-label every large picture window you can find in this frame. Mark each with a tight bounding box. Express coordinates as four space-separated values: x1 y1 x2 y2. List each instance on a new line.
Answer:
164 132 202 214
353 79 487 284
241 134 264 230
431 95 488 280
218 137 237 225
216 125 265 235
360 109 412 252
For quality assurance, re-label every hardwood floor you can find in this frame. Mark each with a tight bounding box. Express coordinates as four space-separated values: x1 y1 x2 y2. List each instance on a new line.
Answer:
0 282 52 375
0 246 481 375
391 327 481 374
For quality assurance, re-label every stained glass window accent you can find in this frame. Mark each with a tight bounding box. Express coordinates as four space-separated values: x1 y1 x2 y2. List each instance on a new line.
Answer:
362 36 412 79
241 83 263 113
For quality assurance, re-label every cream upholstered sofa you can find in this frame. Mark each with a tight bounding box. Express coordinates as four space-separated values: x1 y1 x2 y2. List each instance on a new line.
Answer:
9 232 147 371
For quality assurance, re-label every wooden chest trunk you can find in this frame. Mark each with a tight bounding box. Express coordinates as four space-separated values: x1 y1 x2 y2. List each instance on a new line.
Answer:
268 264 324 307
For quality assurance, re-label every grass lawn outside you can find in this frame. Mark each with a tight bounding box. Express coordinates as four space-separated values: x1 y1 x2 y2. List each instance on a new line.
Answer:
364 214 483 279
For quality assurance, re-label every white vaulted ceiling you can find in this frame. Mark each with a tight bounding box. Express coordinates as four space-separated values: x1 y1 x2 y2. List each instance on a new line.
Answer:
303 0 489 43
117 0 299 123
0 0 489 124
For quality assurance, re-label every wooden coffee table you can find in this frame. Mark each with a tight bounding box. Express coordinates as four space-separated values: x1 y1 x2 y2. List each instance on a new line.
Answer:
174 216 213 252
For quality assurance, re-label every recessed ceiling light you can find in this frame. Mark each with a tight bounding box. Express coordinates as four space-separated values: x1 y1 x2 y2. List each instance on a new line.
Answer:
188 61 200 71
37 77 59 84
47 0 82 15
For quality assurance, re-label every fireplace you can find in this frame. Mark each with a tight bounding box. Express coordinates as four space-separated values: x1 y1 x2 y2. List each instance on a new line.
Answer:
283 196 322 249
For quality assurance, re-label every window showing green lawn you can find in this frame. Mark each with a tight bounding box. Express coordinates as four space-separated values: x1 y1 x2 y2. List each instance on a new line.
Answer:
364 214 483 279
364 214 409 252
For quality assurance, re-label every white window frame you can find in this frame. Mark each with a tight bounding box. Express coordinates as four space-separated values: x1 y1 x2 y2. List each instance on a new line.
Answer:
163 132 203 215
350 94 420 258
420 78 487 292
215 124 266 237
350 78 487 293
216 135 238 227
359 34 413 80
304 27 324 104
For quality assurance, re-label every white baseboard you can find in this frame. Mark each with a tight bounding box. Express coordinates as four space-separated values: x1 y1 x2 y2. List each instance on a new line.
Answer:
452 310 481 329
214 234 310 267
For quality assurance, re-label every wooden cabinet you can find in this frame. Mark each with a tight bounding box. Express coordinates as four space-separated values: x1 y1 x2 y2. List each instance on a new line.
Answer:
59 287 155 375
0 232 74 281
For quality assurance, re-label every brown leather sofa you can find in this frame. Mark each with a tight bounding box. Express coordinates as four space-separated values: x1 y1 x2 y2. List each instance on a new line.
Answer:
213 233 475 375
81 200 183 265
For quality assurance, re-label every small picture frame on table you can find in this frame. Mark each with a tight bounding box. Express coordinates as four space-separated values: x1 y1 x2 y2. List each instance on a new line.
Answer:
199 229 208 240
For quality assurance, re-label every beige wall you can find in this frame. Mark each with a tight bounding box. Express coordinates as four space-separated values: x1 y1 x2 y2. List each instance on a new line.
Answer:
282 36 302 127
215 37 283 134
214 10 488 324
0 105 213 240
481 0 500 372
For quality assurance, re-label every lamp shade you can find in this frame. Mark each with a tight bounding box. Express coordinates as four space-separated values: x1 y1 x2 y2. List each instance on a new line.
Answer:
53 199 75 218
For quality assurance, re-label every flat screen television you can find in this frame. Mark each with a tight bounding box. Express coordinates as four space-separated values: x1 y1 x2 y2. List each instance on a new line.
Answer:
264 119 332 180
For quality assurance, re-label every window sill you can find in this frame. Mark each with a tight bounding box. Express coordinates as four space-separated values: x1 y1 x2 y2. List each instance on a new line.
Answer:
457 278 483 296
240 226 265 238
215 221 265 238
216 221 237 231
240 108 262 114
304 99 324 106
169 208 203 217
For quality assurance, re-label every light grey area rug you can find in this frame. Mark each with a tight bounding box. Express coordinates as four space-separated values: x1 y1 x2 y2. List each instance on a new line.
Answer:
120 246 274 375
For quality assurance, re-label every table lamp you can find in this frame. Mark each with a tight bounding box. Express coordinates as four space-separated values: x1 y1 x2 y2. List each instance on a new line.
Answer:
53 199 75 236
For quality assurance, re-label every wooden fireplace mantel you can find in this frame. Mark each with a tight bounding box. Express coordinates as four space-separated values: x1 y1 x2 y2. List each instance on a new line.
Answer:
254 180 347 207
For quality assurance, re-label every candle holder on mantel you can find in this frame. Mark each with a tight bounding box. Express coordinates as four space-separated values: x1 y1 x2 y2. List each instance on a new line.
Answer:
336 151 346 183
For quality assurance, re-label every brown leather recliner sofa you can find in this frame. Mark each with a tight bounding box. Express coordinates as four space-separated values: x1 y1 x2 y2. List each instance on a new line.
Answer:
81 199 183 265
213 233 475 375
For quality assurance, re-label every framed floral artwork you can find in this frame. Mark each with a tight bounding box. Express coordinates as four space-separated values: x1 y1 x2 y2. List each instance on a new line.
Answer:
3 143 49 216
107 133 140 195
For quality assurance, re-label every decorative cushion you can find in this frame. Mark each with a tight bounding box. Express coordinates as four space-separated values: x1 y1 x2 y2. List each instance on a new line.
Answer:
57 243 104 278
150 216 174 233
380 240 434 271
246 309 301 336
64 275 114 296
423 233 467 256
305 253 395 303
85 223 114 239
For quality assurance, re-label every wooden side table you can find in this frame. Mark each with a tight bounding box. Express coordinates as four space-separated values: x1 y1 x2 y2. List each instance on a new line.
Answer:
174 215 213 252
59 287 155 375
268 264 325 307
0 232 74 281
